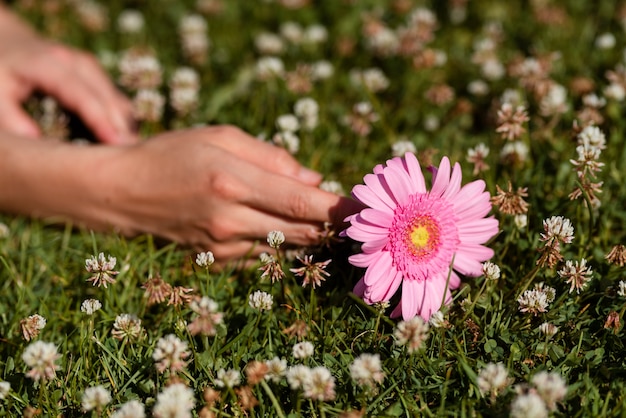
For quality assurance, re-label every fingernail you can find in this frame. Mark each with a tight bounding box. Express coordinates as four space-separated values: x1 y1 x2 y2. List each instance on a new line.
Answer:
298 167 322 184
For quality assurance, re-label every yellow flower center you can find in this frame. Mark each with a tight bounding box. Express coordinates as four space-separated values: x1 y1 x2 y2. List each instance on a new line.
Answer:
410 225 430 249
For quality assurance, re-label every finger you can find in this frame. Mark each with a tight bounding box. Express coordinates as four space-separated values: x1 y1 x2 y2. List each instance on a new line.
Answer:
205 204 322 246
24 46 136 144
204 125 322 185
0 98 41 138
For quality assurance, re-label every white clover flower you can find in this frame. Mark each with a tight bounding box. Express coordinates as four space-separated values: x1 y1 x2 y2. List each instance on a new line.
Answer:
582 93 606 109
117 9 144 33
540 83 568 116
292 341 314 359
276 114 300 132
248 290 273 311
349 353 385 387
280 21 304 44
541 216 574 245
391 140 416 157
311 60 334 80
350 68 389 92
273 130 300 154
517 289 550 315
558 259 593 294
20 313 46 341
577 125 606 150
423 114 440 132
514 214 528 230
265 357 288 383
0 381 10 400
538 322 559 338
477 363 511 399
482 262 501 280
394 316 430 353
255 32 285 55
215 368 241 388
510 392 548 418
294 97 319 130
604 83 625 101
85 252 119 288
255 56 285 80
82 385 112 412
111 400 145 418
153 383 195 418
153 334 190 374
531 371 567 411
267 230 286 248
81 299 102 315
112 314 144 342
133 89 165 122
500 141 529 164
467 79 490 96
303 24 328 44
617 280 626 297
195 251 215 268
595 33 616 50
22 341 61 382
0 222 9 238
286 364 311 390
481 58 506 80
302 366 336 401
428 311 447 328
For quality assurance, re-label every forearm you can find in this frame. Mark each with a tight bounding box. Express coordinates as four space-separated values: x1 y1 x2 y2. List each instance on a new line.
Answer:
0 4 37 39
0 133 121 230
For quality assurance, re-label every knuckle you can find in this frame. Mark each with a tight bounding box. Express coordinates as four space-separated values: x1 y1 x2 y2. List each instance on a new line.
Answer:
286 191 311 219
204 170 244 202
271 146 298 170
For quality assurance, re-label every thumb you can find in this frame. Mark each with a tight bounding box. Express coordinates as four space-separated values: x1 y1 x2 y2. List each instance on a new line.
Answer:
0 98 41 138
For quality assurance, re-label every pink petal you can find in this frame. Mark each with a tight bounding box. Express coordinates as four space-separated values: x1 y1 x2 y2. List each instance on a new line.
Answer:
401 280 422 320
457 218 500 243
403 152 427 193
362 238 388 253
353 277 367 297
366 268 402 302
383 163 414 206
363 251 393 286
430 157 451 198
363 173 398 208
452 252 484 276
418 277 449 320
346 223 388 242
359 208 394 226
348 251 381 268
352 184 394 213
442 162 463 200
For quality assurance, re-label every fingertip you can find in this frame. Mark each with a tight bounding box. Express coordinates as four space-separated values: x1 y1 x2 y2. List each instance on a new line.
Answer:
297 166 323 185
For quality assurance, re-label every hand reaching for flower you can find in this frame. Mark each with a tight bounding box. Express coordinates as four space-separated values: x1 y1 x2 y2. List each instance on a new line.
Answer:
0 125 360 263
0 5 137 144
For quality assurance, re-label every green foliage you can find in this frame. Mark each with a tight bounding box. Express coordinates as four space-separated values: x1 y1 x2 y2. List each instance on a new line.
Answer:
3 0 626 416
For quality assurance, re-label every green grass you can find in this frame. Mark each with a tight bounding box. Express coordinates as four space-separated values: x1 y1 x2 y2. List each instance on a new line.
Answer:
3 0 626 416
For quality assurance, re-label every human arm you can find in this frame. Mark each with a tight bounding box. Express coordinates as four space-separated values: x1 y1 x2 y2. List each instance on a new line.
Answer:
0 4 136 144
0 126 360 262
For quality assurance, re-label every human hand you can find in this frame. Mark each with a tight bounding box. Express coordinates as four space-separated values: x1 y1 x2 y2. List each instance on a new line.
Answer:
92 126 361 263
0 6 137 144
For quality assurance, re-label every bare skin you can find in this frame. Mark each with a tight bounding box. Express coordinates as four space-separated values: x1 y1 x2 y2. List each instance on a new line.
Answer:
0 4 137 144
0 6 361 264
0 126 359 262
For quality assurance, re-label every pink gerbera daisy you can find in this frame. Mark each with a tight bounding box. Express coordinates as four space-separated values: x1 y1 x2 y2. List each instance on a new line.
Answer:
345 153 499 320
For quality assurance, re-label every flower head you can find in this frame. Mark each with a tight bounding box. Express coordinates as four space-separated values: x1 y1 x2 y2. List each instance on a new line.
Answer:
394 316 430 353
248 290 274 311
558 258 593 293
289 255 331 288
267 230 285 248
85 252 119 288
292 341 314 359
215 368 241 388
345 153 498 320
349 353 385 387
112 314 144 343
187 296 223 336
111 400 145 418
82 385 112 412
153 334 190 374
0 381 10 400
81 299 102 315
20 314 46 341
22 341 61 382
195 251 215 268
477 363 511 401
153 383 195 418
265 357 288 383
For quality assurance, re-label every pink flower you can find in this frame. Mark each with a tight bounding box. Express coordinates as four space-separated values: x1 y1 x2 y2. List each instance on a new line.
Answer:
345 153 499 320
